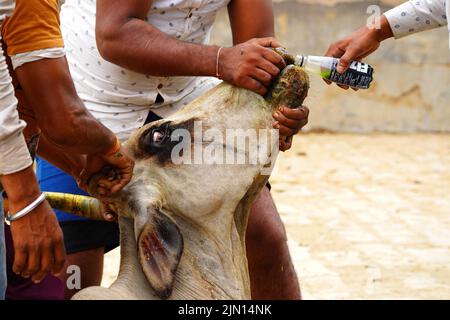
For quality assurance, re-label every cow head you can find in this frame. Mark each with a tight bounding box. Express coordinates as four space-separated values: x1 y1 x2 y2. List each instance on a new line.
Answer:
47 65 309 300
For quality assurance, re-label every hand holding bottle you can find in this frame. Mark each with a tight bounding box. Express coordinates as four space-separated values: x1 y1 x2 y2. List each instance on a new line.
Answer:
273 47 374 90
324 15 394 89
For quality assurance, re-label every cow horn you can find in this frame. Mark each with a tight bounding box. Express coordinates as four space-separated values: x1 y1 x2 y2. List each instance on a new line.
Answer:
44 192 106 221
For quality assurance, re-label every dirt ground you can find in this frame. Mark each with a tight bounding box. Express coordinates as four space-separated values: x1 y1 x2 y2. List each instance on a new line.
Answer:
103 133 450 300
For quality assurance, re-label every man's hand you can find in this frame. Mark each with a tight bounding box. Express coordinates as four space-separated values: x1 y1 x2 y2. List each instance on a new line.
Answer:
272 105 309 152
79 145 134 197
324 15 393 89
9 201 66 283
1 166 65 283
219 38 286 96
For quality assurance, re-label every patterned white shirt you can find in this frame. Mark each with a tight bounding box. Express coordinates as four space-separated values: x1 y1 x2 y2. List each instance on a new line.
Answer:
385 0 449 49
60 0 230 141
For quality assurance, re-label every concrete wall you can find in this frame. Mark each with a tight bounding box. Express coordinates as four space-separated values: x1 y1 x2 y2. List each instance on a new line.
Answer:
210 0 450 132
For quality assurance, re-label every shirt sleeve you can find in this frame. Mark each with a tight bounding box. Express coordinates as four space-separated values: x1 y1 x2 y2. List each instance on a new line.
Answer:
384 0 448 39
0 40 33 175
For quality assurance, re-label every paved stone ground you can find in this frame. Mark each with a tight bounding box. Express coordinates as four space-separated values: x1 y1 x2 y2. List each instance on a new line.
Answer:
103 133 450 299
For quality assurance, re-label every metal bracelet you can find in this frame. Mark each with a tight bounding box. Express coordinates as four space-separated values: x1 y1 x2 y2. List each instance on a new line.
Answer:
6 192 47 222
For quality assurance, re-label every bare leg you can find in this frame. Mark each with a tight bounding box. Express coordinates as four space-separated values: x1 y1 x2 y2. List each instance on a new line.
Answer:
246 187 301 300
59 248 104 300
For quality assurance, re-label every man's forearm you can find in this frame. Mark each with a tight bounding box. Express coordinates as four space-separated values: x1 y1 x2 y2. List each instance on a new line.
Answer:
54 106 116 155
37 134 86 179
15 57 116 156
40 106 116 157
97 17 218 77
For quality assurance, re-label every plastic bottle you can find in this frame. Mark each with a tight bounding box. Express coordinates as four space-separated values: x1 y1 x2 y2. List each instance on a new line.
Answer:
274 48 374 89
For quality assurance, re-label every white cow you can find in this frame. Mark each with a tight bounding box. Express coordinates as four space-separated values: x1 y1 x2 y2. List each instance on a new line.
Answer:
47 65 309 300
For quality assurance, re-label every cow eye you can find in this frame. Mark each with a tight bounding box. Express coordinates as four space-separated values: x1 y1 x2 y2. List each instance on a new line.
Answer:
153 131 165 144
150 125 171 148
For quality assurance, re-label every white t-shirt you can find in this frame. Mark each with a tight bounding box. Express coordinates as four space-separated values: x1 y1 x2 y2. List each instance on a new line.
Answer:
60 0 230 141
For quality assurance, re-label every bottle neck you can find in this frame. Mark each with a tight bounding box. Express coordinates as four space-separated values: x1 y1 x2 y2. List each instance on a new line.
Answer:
295 55 306 67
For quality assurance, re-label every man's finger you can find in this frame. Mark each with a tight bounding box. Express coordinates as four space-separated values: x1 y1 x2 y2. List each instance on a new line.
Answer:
279 136 293 152
251 68 272 87
32 243 52 283
274 122 299 137
277 106 309 121
273 110 301 130
23 246 40 278
102 203 117 222
256 37 281 48
13 246 28 275
257 59 280 78
109 180 129 195
110 171 133 194
243 77 267 96
262 48 287 70
325 43 346 59
278 125 298 137
336 46 360 74
51 238 66 276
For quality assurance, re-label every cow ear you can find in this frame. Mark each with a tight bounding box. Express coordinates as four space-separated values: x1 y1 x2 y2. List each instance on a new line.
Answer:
137 210 184 299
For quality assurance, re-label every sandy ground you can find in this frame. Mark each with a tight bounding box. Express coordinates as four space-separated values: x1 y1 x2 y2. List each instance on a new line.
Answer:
102 133 450 300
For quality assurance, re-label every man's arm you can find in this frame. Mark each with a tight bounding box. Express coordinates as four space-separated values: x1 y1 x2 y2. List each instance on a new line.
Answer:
0 44 65 284
15 58 116 155
96 0 285 96
228 0 276 44
325 0 447 76
228 0 309 150
3 0 134 195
